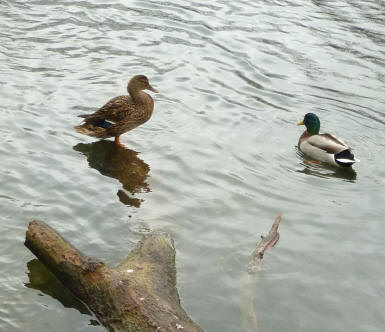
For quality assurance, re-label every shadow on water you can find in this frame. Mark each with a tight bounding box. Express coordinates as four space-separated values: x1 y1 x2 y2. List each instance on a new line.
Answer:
25 259 96 319
73 140 150 207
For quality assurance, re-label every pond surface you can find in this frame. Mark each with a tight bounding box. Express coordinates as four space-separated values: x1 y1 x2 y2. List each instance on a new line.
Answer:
1 0 384 331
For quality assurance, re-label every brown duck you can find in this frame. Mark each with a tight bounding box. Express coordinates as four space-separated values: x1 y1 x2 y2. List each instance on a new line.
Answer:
75 75 158 145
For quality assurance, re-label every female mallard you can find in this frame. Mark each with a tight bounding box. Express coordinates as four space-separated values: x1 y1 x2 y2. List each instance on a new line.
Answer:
297 113 359 167
75 75 158 145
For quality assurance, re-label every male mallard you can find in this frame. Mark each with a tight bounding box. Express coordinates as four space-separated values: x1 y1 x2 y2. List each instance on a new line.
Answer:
75 75 158 145
297 113 359 167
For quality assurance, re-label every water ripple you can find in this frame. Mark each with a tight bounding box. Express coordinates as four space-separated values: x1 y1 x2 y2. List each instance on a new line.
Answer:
1 0 385 331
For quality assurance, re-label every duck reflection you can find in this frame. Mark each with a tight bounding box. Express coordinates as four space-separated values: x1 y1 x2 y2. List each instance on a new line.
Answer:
25 259 92 315
73 140 150 207
297 165 357 181
297 161 357 181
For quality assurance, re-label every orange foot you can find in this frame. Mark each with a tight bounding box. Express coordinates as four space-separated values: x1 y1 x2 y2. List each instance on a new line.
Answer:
305 160 323 165
114 136 125 147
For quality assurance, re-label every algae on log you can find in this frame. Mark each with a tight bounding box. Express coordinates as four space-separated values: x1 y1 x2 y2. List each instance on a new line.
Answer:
25 220 204 332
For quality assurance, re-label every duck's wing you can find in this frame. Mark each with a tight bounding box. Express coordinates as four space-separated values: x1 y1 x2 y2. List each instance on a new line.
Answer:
321 133 351 148
79 96 137 123
105 116 143 136
306 133 350 154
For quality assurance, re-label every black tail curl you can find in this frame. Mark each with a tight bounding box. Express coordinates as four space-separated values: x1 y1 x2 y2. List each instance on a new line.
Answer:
334 149 356 167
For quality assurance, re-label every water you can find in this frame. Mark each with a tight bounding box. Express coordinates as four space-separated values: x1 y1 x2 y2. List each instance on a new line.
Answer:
1 0 384 331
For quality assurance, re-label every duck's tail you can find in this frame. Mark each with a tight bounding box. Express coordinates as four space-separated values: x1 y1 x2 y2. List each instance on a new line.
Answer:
334 149 360 167
74 124 108 138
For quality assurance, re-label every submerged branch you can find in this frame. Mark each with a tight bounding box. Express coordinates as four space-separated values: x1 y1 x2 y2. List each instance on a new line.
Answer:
241 213 283 332
247 213 282 274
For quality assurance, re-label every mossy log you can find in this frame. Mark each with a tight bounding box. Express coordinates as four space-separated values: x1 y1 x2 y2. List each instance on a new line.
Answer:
25 220 204 332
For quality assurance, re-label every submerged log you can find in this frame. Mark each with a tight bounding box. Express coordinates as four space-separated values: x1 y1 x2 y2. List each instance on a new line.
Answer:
25 220 204 332
246 213 282 274
241 213 282 332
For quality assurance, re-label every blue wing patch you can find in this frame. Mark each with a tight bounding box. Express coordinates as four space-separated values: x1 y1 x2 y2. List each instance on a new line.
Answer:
97 121 113 129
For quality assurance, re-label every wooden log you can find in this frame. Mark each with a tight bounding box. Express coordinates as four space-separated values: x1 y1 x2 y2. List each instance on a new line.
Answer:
247 213 282 274
241 213 282 332
25 220 204 332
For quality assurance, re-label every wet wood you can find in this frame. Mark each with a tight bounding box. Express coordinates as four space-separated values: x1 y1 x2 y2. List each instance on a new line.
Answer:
246 213 282 274
25 220 204 332
241 213 282 332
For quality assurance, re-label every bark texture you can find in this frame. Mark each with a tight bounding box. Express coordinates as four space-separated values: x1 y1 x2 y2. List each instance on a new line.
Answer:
25 220 204 332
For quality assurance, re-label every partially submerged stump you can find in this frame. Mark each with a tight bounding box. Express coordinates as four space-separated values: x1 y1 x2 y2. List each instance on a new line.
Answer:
25 220 204 332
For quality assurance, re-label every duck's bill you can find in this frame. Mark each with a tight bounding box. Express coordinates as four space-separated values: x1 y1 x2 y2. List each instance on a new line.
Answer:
149 86 159 93
297 120 304 126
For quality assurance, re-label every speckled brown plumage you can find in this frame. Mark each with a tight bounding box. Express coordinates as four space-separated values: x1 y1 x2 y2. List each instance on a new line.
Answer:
75 75 158 145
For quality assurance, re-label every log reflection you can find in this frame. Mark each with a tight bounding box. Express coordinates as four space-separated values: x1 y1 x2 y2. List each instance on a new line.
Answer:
25 259 92 315
74 141 150 207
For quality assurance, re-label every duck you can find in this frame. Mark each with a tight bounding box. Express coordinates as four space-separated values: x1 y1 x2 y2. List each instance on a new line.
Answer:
297 113 359 167
75 75 158 146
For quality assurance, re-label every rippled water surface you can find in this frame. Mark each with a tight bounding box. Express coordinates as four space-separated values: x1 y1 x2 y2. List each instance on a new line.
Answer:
1 0 385 331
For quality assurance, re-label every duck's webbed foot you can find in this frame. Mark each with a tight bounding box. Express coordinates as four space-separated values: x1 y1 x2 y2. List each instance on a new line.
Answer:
305 160 323 165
